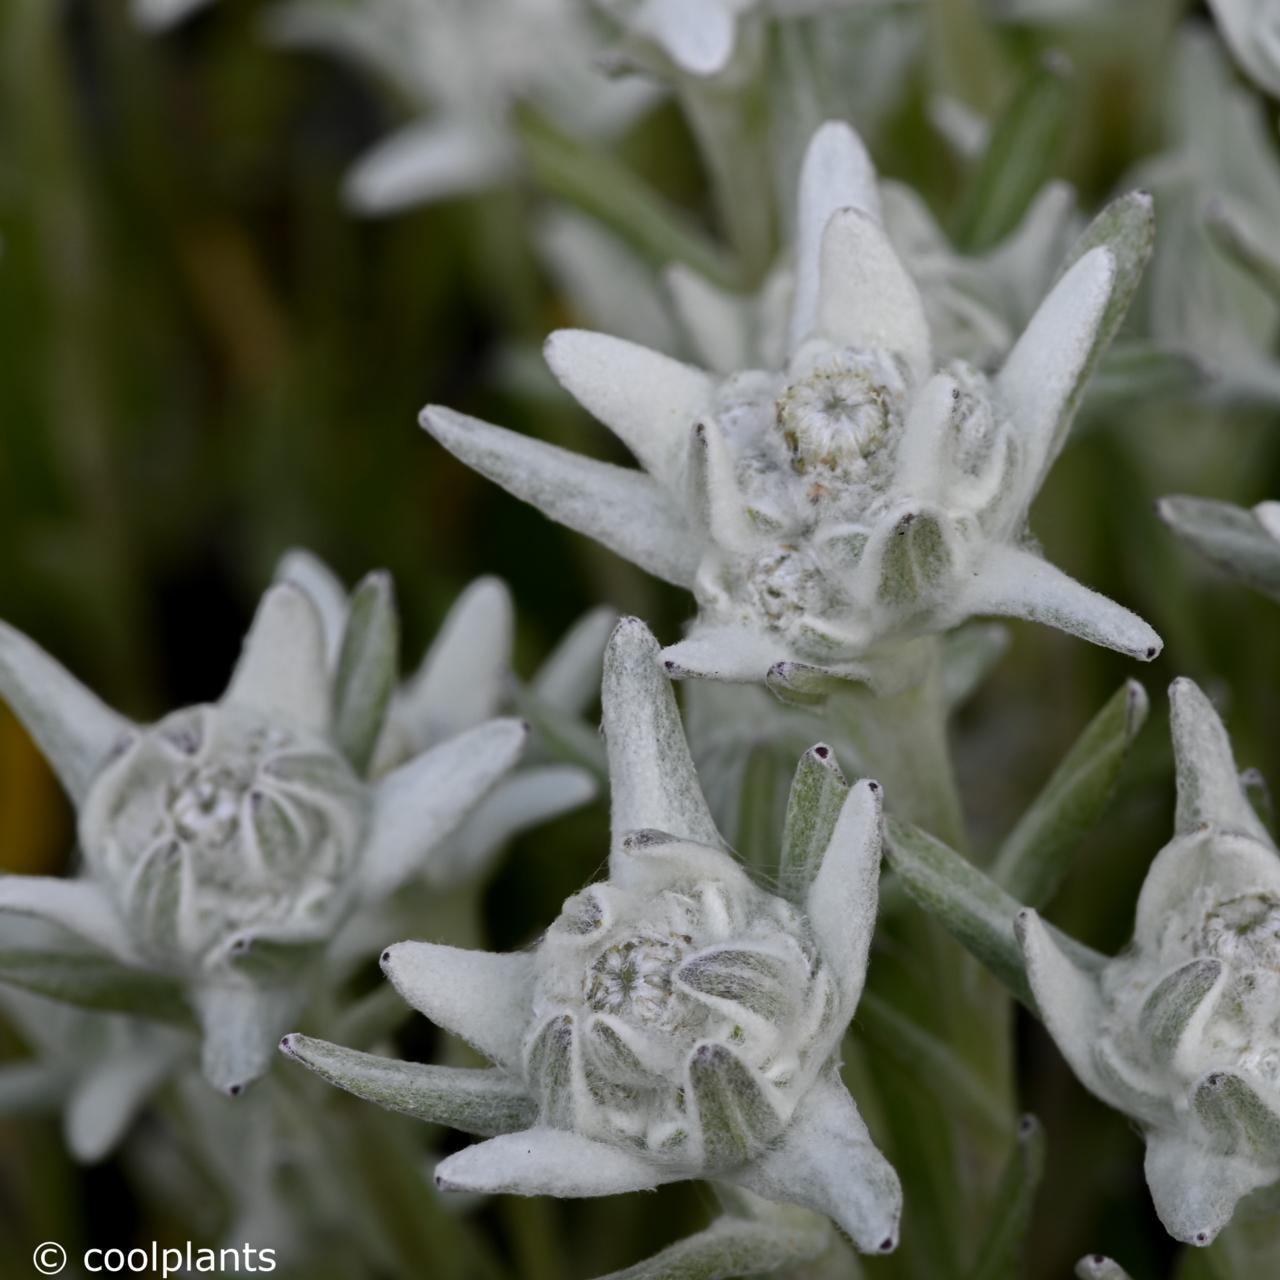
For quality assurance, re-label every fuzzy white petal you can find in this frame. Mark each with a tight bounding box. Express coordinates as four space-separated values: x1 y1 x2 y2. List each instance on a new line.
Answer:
687 418 758 551
733 1072 901 1254
660 627 786 683
195 982 304 1096
1016 910 1112 1107
815 209 932 383
961 545 1162 662
543 329 715 492
443 765 597 885
223 584 330 734
636 0 737 77
893 372 962 499
381 942 534 1071
996 247 1115 517
790 121 882 353
0 877 137 964
273 549 349 664
1144 1132 1271 1247
602 618 722 854
1168 678 1271 842
345 120 512 215
422 406 703 587
361 718 529 900
806 780 882 1022
66 1047 175 1163
0 623 133 805
399 577 514 745
436 1127 674 1196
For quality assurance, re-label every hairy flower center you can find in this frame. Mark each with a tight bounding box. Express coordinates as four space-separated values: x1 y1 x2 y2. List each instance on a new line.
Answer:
1200 893 1280 971
584 934 689 1025
170 767 247 846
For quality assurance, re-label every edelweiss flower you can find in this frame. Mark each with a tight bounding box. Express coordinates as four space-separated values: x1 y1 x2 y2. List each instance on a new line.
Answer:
597 0 868 79
0 575 528 1095
1018 679 1280 1245
425 119 1161 693
281 617 901 1258
266 0 654 214
1207 0 1280 98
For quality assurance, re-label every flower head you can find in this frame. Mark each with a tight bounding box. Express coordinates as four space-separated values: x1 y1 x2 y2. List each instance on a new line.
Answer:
1018 679 1280 1245
425 119 1161 694
267 0 655 214
0 573 531 1095
281 617 901 1256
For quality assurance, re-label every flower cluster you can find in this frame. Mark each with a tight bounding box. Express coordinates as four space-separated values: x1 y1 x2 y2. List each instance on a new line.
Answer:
0 572 531 1095
282 617 902 1254
426 119 1161 694
1019 680 1280 1245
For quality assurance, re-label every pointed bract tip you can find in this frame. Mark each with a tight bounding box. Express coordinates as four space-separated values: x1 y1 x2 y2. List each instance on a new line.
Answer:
278 1034 297 1055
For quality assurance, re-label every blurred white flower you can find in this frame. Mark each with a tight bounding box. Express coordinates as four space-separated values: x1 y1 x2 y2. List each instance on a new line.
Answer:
0 572 531 1095
597 0 879 79
266 0 656 214
1019 679 1280 1246
281 617 901 1261
425 119 1161 696
1129 29 1280 404
1207 0 1280 98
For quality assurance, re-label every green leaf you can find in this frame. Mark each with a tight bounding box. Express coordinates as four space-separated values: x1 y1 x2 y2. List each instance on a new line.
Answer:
883 820 1105 1008
951 55 1074 253
591 1212 830 1280
279 1033 535 1137
856 992 1009 1142
0 947 192 1026
991 680 1148 908
334 570 399 775
779 744 849 901
517 110 736 289
1159 496 1280 604
732 740 790 875
964 1115 1045 1280
883 818 1034 1005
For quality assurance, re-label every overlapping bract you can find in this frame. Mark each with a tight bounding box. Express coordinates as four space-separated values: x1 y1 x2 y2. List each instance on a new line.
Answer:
282 617 902 1258
0 569 533 1096
425 119 1161 693
1019 679 1280 1246
1208 0 1280 98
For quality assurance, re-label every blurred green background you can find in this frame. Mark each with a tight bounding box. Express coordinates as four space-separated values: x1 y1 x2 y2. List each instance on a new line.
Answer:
2 1 1279 1276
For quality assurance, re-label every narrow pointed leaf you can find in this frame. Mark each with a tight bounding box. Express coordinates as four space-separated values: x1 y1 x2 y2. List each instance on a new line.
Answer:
196 981 305 1096
361 718 529 900
951 55 1073 253
435 1127 674 1197
380 942 534 1071
423 407 703 588
603 618 722 854
532 606 616 715
0 877 138 964
992 680 1149 907
400 576 513 746
279 1034 534 1137
0 947 191 1026
1075 1257 1134 1280
0 622 132 804
964 1116 1045 1280
224 584 330 734
1169 678 1270 841
333 571 399 774
66 1048 177 1163
544 329 714 492
273 548 348 662
779 745 849 901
